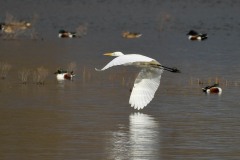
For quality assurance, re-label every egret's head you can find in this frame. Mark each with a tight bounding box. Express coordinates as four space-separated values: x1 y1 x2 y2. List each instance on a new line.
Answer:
104 51 124 57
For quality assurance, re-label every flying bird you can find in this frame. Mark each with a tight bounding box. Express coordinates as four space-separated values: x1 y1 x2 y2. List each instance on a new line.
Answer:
96 51 180 110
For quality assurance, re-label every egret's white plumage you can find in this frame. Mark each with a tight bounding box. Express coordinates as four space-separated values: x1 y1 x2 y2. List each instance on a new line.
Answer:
129 68 163 109
98 52 158 71
96 51 179 110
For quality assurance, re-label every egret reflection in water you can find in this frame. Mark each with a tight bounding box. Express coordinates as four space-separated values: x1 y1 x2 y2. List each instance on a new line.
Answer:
129 113 161 159
107 113 161 159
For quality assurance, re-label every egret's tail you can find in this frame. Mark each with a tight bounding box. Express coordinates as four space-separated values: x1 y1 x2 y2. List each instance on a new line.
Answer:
160 65 181 73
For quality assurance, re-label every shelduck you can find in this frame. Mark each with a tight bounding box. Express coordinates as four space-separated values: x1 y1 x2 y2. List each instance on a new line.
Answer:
54 69 75 80
58 30 77 38
202 84 222 94
187 30 208 41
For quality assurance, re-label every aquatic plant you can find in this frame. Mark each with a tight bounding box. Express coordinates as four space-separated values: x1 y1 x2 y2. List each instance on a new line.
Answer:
0 61 12 79
157 12 172 32
76 23 88 37
81 66 93 84
18 68 30 84
33 67 49 85
30 28 40 40
188 76 238 86
67 62 77 72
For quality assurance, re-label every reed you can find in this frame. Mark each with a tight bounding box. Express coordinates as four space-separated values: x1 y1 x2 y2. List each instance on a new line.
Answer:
18 68 30 84
0 62 12 79
189 77 236 86
82 66 86 84
67 62 77 72
81 66 93 84
30 28 39 40
157 12 172 32
76 23 88 37
32 67 49 85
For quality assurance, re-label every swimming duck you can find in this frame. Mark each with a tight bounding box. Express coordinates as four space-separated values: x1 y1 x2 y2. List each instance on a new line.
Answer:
58 30 77 38
122 31 142 39
0 23 5 31
187 30 208 41
0 21 31 34
54 69 75 80
202 84 222 94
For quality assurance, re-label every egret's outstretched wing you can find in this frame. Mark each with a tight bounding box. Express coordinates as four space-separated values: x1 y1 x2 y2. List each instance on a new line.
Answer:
129 68 163 110
96 54 155 71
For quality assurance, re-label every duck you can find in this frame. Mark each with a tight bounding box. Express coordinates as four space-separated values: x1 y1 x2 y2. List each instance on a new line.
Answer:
58 30 77 38
122 31 142 39
0 21 31 34
0 23 5 31
54 69 75 80
187 30 208 41
202 84 222 94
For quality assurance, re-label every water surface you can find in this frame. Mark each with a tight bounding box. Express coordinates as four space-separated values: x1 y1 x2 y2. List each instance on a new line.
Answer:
0 0 240 159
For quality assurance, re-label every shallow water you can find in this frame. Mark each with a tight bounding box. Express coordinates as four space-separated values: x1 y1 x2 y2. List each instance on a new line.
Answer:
0 0 240 159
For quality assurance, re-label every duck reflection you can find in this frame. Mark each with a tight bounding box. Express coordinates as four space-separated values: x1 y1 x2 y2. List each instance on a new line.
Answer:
107 113 161 159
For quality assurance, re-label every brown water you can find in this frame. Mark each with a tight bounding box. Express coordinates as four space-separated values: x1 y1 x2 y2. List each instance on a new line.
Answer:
0 0 240 159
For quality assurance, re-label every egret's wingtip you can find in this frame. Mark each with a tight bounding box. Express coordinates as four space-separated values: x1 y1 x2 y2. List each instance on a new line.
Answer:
95 68 102 71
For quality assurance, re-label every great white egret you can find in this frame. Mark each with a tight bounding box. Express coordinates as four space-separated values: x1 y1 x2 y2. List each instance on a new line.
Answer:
96 51 180 110
54 69 75 80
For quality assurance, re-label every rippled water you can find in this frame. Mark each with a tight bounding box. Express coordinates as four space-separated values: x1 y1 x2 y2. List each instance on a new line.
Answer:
0 0 240 159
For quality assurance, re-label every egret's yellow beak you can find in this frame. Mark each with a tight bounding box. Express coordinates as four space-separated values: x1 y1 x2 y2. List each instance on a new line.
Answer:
103 52 113 56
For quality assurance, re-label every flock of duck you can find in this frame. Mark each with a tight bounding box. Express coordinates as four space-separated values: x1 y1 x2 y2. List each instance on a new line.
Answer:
0 20 221 110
